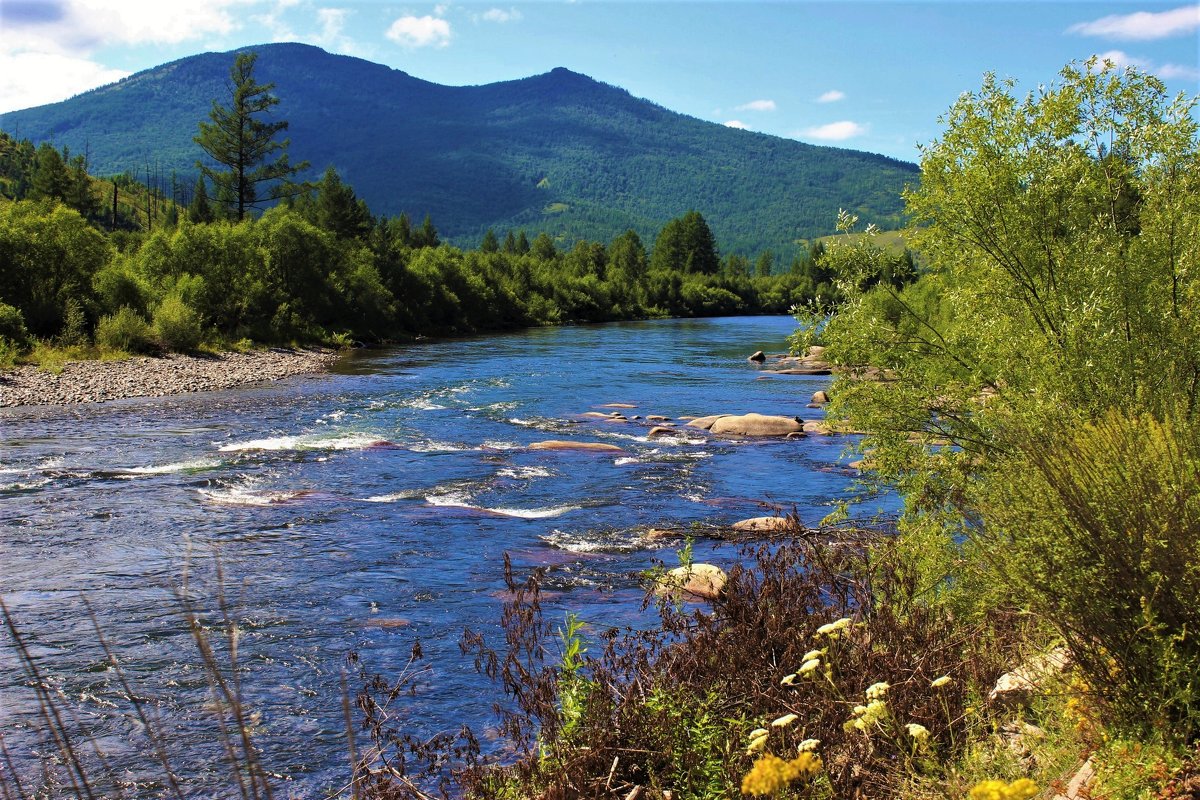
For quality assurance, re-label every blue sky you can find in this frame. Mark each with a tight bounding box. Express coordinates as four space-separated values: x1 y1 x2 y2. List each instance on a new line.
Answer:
1 0 1197 162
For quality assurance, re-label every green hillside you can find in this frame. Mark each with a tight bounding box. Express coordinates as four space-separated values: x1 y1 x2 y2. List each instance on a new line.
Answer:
0 43 919 257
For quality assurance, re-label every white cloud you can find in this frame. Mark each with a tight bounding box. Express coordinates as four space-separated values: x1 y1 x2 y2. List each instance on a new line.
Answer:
1068 4 1200 40
1096 49 1149 69
1094 49 1200 81
386 15 452 48
1158 62 1200 80
801 120 868 141
2 0 252 55
481 8 521 23
736 99 776 112
0 51 130 113
724 119 750 129
817 90 845 103
317 8 348 39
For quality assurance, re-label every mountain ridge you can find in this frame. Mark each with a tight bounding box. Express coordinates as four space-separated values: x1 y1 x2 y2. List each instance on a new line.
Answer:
1 43 918 256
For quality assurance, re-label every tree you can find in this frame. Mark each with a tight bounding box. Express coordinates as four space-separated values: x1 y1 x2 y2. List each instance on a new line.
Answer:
480 229 499 253
29 143 69 202
650 210 719 274
304 166 371 240
195 51 308 221
531 232 557 261
755 250 775 278
188 175 215 224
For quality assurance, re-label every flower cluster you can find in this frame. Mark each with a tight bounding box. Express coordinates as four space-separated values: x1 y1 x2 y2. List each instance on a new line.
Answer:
968 778 1038 800
814 617 851 637
780 648 825 685
740 752 823 796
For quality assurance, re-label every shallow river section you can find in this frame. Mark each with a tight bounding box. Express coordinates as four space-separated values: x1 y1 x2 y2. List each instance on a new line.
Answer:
0 316 879 795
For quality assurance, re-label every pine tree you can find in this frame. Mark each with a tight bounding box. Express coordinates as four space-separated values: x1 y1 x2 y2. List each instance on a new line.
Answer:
194 51 308 220
480 229 499 252
188 176 215 223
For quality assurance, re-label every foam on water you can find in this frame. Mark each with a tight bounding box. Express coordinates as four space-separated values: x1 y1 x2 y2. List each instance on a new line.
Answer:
117 458 222 475
218 432 391 452
425 490 579 518
496 466 556 479
361 488 425 503
198 486 319 506
541 528 672 553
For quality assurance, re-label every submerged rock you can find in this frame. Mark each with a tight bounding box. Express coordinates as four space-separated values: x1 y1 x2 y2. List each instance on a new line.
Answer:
655 563 727 601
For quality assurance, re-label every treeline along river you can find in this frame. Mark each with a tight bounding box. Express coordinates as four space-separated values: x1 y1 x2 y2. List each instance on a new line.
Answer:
0 316 884 796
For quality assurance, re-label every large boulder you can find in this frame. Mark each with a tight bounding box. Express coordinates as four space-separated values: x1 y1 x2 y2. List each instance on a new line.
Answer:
529 440 623 452
686 414 733 430
709 413 804 436
655 563 727 601
731 516 795 532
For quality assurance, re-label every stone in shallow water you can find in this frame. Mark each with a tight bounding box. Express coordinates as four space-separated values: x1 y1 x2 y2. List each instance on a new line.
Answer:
731 516 795 532
529 440 623 452
709 413 803 436
655 563 727 601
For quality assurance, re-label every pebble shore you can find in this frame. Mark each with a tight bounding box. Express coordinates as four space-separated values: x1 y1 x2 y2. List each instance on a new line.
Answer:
0 347 341 407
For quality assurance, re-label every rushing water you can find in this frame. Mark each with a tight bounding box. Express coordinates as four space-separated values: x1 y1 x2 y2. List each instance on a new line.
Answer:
0 316 882 796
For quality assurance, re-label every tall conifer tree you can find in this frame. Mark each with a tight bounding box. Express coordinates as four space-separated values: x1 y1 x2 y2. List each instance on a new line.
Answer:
195 52 307 220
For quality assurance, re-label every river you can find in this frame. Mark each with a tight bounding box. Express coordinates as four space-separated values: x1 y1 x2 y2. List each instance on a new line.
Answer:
0 316 880 797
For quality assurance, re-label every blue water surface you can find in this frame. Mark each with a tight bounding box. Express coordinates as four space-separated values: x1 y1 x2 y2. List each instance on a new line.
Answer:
0 316 888 796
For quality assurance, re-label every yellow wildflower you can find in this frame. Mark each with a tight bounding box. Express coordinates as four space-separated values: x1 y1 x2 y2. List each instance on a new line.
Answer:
780 673 797 686
815 617 851 637
802 649 825 662
797 738 820 752
771 713 798 728
931 675 953 689
968 778 1038 800
905 723 930 741
746 728 769 754
798 658 821 676
865 681 890 701
741 752 823 796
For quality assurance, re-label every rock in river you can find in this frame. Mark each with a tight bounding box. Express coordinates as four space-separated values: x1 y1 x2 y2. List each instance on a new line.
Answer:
709 413 804 436
655 563 727 602
529 440 624 452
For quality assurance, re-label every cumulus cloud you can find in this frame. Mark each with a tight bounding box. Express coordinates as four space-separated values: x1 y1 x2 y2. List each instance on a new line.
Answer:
1 0 251 112
724 119 750 129
736 99 776 112
1158 61 1200 80
0 50 130 113
817 89 845 103
386 14 452 47
1068 4 1200 40
481 7 521 23
802 120 868 141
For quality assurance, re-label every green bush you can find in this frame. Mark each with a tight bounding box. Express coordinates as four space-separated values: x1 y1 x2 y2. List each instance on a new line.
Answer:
152 294 203 352
95 306 155 353
974 411 1200 740
0 302 31 350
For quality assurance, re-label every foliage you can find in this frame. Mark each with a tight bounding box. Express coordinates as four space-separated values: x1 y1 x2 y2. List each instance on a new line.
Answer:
152 293 204 352
195 51 308 220
354 531 1027 800
94 306 155 353
795 59 1200 744
974 411 1200 740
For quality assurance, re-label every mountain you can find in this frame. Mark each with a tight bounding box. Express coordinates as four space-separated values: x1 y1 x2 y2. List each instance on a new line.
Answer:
0 43 919 256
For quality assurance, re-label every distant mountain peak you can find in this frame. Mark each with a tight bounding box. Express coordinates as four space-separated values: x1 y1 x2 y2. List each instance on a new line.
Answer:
1 44 917 255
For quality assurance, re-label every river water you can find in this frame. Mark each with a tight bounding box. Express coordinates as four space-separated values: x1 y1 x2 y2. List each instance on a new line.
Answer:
0 316 879 797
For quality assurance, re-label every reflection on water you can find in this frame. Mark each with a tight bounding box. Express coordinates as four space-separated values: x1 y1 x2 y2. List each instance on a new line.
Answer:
0 316 888 795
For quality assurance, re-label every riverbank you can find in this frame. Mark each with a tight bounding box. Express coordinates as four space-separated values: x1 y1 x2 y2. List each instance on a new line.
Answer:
0 347 341 407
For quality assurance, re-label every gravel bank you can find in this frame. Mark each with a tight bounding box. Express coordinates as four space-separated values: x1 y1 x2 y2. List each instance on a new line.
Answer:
0 347 341 407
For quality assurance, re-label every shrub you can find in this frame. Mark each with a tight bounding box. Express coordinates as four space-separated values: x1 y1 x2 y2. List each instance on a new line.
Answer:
357 533 1027 800
0 301 31 350
152 294 204 352
973 410 1200 740
95 306 155 353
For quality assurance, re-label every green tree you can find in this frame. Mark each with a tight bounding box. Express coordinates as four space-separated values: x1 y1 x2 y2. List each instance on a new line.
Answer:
480 228 499 253
531 232 557 261
650 210 719 274
29 143 69 202
755 250 775 277
195 51 308 221
188 175 215 224
305 166 372 240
